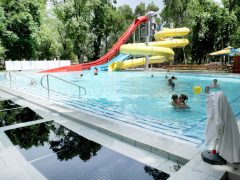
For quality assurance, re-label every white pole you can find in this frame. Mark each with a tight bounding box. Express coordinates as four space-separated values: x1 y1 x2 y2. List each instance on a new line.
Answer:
145 20 150 70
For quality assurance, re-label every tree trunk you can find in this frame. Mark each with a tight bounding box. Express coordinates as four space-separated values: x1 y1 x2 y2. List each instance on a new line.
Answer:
93 35 101 59
105 34 108 53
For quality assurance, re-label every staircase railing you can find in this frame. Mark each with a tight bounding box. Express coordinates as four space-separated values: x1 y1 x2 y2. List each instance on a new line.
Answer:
40 74 86 99
4 71 38 88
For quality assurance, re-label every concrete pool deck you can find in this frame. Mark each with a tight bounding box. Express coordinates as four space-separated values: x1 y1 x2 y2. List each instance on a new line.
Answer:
0 85 239 179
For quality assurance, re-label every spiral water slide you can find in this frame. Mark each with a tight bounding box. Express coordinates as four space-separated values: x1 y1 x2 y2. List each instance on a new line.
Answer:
40 16 148 73
108 28 190 71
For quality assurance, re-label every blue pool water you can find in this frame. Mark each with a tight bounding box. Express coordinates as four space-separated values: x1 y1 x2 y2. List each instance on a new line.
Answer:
2 71 240 145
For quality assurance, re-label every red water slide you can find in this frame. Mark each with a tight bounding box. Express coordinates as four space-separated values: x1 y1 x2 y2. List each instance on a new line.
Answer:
40 16 148 73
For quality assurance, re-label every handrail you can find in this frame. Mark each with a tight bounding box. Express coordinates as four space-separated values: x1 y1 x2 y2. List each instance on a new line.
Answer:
40 74 86 99
4 71 37 87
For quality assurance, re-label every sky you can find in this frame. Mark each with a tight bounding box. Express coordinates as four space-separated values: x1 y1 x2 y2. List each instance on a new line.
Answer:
116 0 222 12
116 0 164 11
47 0 222 14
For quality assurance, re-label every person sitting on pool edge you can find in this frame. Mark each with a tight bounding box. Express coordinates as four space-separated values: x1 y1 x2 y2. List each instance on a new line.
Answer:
178 94 189 108
94 67 98 75
210 79 220 88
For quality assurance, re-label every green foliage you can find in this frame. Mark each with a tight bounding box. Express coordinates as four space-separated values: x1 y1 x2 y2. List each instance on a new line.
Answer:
0 0 45 60
37 20 60 60
0 0 239 65
0 41 5 60
52 0 98 62
161 0 239 64
134 2 146 17
161 0 190 27
232 27 240 47
146 2 159 12
90 0 118 59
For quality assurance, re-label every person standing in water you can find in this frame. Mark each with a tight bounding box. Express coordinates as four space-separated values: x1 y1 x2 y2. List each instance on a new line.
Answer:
210 79 220 88
94 67 98 75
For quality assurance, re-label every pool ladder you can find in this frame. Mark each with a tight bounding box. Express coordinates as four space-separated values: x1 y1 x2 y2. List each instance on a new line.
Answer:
40 74 86 99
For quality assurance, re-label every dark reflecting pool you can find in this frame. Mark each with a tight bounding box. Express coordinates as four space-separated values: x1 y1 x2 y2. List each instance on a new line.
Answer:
0 100 21 110
5 121 170 180
0 107 43 127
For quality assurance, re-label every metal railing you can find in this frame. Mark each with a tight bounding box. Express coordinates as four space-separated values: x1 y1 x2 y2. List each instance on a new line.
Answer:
4 71 38 88
40 74 86 99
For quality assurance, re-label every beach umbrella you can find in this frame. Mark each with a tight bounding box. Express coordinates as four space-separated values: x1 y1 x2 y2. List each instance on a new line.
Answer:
229 48 240 56
202 91 240 164
209 47 231 56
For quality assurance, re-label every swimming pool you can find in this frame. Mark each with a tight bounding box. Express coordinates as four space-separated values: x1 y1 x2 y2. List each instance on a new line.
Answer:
2 71 240 146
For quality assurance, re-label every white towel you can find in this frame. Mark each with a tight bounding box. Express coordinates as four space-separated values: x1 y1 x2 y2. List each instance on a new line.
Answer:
205 91 240 163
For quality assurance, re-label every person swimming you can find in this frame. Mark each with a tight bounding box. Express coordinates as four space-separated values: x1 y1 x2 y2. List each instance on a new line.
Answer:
168 78 175 90
171 76 177 80
30 79 37 85
165 70 170 79
178 94 189 108
94 67 98 75
74 74 83 78
171 94 180 107
205 86 210 94
210 79 220 88
171 94 189 109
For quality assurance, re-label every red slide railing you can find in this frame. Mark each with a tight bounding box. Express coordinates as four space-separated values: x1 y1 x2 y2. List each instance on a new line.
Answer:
40 16 148 73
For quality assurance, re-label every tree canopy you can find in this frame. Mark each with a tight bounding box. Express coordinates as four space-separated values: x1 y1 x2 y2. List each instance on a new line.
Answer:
0 0 240 64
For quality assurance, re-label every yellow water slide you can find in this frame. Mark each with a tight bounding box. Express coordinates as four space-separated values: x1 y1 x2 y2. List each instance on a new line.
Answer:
108 27 190 71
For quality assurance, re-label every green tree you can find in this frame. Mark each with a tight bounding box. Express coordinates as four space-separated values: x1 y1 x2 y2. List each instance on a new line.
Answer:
161 0 190 27
0 0 45 60
134 3 146 42
91 0 116 59
146 2 159 12
52 0 97 63
37 21 60 60
185 0 238 64
0 6 6 60
116 5 135 43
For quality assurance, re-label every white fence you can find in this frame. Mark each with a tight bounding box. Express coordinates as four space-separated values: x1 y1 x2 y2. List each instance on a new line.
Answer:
5 60 71 71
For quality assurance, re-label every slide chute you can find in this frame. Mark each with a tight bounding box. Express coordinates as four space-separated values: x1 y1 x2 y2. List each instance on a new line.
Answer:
40 16 148 73
108 28 190 71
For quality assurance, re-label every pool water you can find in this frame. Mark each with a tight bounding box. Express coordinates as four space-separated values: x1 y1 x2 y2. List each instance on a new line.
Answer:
3 71 240 144
56 72 240 141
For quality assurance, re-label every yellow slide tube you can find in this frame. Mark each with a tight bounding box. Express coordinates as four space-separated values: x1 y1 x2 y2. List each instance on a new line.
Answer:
120 46 174 58
109 56 166 72
124 39 189 48
109 27 190 71
154 27 190 40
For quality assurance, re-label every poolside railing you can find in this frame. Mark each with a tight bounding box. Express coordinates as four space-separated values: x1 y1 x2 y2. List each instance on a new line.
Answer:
4 71 38 88
40 74 86 99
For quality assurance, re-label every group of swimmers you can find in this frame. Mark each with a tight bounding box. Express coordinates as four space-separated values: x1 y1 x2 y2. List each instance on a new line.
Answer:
165 70 177 90
76 67 98 78
166 69 221 109
170 79 220 109
168 76 177 89
171 94 189 108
